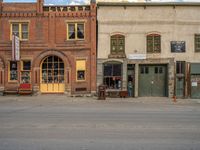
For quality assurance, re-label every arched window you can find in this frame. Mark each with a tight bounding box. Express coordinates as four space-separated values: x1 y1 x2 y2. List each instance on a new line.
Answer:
103 62 122 89
147 34 161 53
110 34 125 54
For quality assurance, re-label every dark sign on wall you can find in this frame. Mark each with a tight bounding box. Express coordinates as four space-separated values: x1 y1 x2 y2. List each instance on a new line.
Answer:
171 41 186 53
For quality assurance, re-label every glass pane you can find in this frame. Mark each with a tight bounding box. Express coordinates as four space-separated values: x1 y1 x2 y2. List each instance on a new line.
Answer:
54 63 58 69
145 67 149 74
113 64 122 76
155 67 158 74
48 63 52 69
68 24 75 39
77 70 85 80
48 70 53 83
22 32 28 40
10 61 18 80
22 24 28 32
42 63 47 69
60 63 64 69
77 24 84 39
23 61 31 70
12 24 19 32
21 71 30 83
42 70 47 83
104 64 112 76
159 67 163 74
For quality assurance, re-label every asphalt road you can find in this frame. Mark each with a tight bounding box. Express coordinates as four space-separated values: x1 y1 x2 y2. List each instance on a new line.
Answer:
0 96 200 150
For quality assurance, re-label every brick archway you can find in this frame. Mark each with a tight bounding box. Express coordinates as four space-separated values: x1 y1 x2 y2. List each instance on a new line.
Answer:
33 50 71 68
32 50 72 94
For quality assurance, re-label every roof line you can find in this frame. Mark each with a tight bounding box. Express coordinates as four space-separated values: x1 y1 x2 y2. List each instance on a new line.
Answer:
97 2 200 6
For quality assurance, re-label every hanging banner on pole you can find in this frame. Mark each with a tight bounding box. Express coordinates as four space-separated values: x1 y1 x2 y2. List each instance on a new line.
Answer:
12 35 20 61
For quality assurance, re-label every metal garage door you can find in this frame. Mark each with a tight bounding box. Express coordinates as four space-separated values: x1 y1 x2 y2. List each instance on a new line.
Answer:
190 63 200 99
139 65 167 97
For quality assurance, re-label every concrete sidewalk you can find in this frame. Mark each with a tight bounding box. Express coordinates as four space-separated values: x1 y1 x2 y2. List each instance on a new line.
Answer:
0 95 199 105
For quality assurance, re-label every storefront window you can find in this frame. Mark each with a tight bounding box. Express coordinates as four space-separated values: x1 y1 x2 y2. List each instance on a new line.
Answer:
21 60 31 83
103 62 122 89
76 60 86 81
9 61 18 81
41 56 64 84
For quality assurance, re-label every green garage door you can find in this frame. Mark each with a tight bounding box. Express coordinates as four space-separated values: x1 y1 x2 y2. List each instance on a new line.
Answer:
139 65 167 97
190 63 200 99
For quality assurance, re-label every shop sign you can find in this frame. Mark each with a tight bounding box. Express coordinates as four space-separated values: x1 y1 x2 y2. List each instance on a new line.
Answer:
192 82 198 87
128 54 146 60
171 41 185 53
12 35 20 61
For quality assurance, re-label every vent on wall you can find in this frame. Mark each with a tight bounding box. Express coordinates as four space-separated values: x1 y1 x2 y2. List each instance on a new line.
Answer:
75 88 87 92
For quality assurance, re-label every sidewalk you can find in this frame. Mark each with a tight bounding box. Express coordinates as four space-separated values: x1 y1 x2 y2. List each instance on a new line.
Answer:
0 95 199 105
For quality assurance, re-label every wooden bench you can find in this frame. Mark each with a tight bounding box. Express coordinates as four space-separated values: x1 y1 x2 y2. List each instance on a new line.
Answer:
107 90 128 98
119 91 128 98
4 87 18 95
18 83 32 95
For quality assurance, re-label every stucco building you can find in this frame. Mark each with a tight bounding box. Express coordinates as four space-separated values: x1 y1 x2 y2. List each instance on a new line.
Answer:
97 2 200 98
0 0 97 95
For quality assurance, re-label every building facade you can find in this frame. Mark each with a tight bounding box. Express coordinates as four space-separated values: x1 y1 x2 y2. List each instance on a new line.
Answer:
0 0 97 95
97 2 200 98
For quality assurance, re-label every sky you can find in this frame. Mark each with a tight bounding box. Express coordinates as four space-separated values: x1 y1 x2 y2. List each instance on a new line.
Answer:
3 0 200 5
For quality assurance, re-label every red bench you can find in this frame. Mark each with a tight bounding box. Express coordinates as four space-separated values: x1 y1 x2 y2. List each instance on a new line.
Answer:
18 83 32 95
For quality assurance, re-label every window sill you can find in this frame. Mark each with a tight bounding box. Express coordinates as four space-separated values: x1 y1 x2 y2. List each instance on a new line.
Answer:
108 53 126 58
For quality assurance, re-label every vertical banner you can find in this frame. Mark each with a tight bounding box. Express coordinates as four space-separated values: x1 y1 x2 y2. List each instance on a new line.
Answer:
12 35 20 61
12 35 15 61
15 36 20 61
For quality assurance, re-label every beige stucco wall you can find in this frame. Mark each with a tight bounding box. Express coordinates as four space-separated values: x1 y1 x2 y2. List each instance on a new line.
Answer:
97 5 200 62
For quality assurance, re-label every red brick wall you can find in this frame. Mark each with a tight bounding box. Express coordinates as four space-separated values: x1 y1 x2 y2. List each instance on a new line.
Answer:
0 0 97 94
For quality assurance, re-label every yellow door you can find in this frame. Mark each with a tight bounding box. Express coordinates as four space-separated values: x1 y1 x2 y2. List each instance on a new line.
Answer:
40 56 65 93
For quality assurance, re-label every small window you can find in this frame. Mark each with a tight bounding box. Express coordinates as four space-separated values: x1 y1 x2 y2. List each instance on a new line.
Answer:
9 61 18 81
67 23 85 40
195 34 200 52
147 34 161 53
76 60 86 81
11 22 29 40
110 35 125 54
21 60 31 83
155 67 163 74
176 61 185 74
159 67 163 74
141 66 148 74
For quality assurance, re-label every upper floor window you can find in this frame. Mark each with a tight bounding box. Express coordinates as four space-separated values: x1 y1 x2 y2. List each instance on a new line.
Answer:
110 34 125 54
147 34 161 53
195 34 200 52
67 23 84 40
11 22 29 40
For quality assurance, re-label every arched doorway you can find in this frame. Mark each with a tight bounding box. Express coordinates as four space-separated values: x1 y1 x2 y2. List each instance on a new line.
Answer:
40 55 65 93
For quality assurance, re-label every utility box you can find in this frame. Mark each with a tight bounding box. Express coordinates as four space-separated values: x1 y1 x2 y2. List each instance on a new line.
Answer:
98 85 106 100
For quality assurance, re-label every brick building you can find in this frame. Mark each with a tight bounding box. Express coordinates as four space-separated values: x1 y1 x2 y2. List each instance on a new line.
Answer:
0 0 97 95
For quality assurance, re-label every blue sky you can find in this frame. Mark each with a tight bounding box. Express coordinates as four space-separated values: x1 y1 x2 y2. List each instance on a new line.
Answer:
3 0 200 5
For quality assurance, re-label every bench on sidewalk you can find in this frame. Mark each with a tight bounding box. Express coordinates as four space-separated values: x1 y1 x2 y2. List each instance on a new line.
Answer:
18 83 32 95
107 90 128 98
4 87 18 95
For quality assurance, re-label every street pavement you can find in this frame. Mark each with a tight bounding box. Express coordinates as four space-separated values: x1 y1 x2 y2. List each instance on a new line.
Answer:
0 95 200 150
